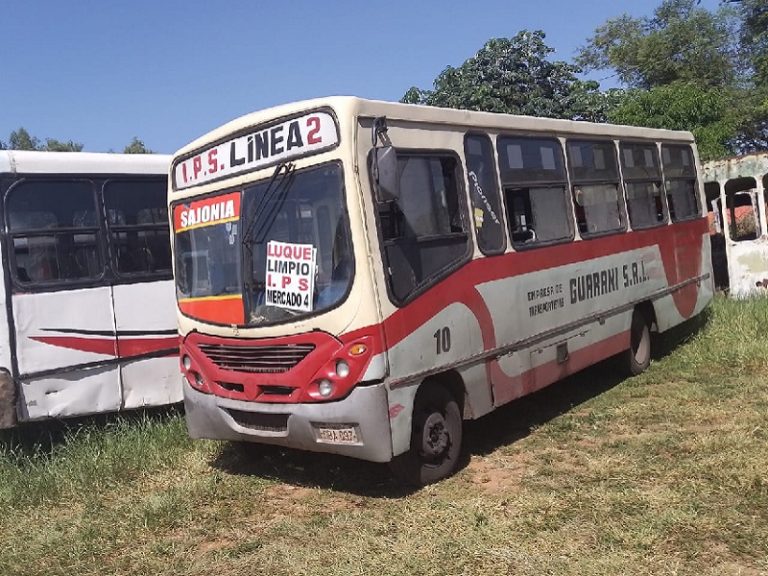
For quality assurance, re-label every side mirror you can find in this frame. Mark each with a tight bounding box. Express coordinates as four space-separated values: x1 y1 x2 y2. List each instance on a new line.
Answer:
374 146 399 203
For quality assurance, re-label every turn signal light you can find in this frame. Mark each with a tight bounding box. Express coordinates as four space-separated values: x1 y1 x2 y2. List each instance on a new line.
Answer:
348 343 368 356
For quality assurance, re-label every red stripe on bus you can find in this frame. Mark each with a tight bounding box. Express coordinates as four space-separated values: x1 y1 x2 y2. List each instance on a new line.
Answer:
30 336 178 358
490 330 630 406
379 220 706 350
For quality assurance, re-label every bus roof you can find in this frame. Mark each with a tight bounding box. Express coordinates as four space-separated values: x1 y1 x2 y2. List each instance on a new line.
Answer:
0 150 170 176
174 96 696 158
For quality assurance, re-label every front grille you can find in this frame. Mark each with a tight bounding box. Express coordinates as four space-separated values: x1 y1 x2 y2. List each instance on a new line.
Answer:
198 343 314 373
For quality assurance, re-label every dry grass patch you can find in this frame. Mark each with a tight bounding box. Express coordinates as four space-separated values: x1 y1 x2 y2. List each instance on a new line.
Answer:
1 296 768 575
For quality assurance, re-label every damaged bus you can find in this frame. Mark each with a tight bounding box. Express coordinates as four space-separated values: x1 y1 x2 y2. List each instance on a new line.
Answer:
703 152 768 296
171 97 713 484
0 151 181 428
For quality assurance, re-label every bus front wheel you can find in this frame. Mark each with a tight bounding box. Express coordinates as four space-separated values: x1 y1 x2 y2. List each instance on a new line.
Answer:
389 385 462 486
626 308 651 375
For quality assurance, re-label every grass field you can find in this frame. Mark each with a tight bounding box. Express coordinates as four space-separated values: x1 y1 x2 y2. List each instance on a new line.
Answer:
1 296 767 575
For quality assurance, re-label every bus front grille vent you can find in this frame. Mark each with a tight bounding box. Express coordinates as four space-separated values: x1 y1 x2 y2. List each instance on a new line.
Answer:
198 343 315 373
227 409 289 433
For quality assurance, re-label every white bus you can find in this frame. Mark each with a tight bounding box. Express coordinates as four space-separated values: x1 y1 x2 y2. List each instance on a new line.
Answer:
0 151 181 428
170 97 713 484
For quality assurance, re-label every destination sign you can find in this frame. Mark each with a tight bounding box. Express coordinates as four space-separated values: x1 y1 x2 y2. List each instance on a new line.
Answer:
173 111 338 190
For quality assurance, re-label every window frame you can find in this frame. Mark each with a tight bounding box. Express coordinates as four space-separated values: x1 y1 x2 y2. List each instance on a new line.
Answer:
618 140 669 230
566 138 627 239
102 176 173 282
369 147 473 307
496 134 575 251
661 143 702 223
463 132 506 256
4 177 107 292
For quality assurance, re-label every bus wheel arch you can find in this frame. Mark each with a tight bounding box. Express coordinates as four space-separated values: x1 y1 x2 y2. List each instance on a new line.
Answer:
625 303 654 375
389 372 465 486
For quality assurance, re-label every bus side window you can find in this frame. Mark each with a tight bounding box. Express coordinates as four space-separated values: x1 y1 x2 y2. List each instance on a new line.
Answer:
620 142 666 229
662 144 700 222
377 154 469 302
497 136 572 248
567 140 625 237
505 186 572 246
5 179 103 287
464 133 505 254
103 178 171 278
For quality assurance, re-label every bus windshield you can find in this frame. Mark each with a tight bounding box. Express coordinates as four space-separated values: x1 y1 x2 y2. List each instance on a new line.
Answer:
174 162 352 326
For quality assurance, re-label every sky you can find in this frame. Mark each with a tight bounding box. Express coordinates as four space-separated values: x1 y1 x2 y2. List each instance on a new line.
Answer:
1 0 722 154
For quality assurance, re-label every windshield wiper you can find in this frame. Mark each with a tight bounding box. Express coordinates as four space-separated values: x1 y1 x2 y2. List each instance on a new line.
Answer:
241 161 296 247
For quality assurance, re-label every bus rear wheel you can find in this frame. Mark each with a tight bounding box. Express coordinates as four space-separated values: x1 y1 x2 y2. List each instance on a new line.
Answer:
389 385 462 486
626 308 651 375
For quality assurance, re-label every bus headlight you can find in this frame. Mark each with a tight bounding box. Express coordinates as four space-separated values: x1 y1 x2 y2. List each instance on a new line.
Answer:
182 355 192 370
335 360 350 378
318 379 334 398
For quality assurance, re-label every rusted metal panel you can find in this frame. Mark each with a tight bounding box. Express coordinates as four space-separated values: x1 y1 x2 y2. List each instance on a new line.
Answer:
703 153 768 297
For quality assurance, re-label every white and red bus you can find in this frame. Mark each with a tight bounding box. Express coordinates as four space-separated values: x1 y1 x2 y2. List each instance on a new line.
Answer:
0 151 181 428
170 98 713 484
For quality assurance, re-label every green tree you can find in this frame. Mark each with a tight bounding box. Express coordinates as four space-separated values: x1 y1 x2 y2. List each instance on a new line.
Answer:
607 82 741 160
402 31 611 121
577 0 738 89
730 0 768 89
9 128 42 150
123 137 154 154
4 128 83 151
43 138 84 152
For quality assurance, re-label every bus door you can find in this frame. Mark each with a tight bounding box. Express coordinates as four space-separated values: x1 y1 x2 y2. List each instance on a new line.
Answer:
103 178 180 410
6 178 121 421
723 187 768 296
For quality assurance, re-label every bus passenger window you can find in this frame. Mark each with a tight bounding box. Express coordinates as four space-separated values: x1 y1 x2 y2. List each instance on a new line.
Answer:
6 180 103 286
620 143 666 229
464 134 504 254
497 136 572 248
103 178 171 277
505 187 571 246
376 154 469 302
662 144 700 222
567 140 624 236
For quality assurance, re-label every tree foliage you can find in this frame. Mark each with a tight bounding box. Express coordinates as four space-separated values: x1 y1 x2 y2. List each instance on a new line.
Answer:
123 137 154 154
607 82 740 160
402 31 612 121
4 127 83 151
577 0 738 89
578 0 767 158
731 0 768 90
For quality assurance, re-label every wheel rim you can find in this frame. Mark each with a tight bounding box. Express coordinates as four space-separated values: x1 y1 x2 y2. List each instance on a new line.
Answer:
421 412 450 460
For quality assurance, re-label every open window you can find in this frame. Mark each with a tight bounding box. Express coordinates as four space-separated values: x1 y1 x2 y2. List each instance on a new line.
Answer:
497 136 572 248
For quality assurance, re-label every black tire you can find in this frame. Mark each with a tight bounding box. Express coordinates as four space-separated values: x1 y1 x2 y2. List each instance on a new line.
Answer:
626 308 651 375
389 385 463 486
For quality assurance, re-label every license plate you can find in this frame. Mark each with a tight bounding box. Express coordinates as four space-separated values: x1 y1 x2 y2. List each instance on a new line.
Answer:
316 426 359 444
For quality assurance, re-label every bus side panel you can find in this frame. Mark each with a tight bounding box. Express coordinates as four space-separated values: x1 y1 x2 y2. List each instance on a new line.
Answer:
384 302 485 384
13 287 121 420
112 280 181 409
654 235 714 331
19 365 120 421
